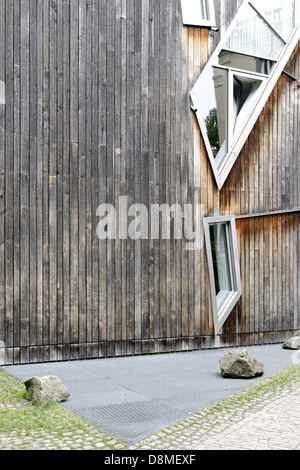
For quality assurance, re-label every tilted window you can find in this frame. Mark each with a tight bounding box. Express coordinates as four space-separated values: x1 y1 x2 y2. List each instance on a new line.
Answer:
203 215 242 335
181 0 216 27
191 0 300 189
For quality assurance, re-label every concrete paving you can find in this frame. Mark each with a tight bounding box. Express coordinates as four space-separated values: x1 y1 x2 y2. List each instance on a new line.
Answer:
4 344 297 445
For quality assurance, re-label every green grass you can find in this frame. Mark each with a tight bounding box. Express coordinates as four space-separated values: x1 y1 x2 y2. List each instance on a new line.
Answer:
195 363 300 417
0 369 126 448
0 363 300 450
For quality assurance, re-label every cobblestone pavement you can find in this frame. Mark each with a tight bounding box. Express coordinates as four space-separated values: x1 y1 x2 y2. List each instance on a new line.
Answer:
193 386 300 450
129 383 300 451
1 375 300 451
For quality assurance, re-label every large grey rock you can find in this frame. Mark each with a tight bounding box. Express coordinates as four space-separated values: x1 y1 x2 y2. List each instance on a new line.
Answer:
25 376 70 406
282 333 300 350
219 349 264 378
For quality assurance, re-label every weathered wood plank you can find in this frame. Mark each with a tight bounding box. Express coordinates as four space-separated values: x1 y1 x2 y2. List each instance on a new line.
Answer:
4 0 14 349
70 0 79 352
1 0 299 363
0 0 5 348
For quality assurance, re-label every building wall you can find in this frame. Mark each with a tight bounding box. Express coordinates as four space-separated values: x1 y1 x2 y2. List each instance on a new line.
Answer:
0 0 299 364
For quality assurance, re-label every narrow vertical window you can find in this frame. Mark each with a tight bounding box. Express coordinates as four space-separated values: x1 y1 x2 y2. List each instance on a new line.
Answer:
203 215 242 334
181 0 216 27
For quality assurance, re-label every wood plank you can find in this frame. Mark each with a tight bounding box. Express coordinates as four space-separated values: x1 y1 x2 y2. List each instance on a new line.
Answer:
49 0 58 358
78 0 87 349
13 0 21 352
4 0 14 349
1 0 299 362
29 0 38 354
90 0 100 350
56 0 64 351
0 0 5 347
105 0 116 351
98 0 107 345
62 0 71 350
70 0 79 350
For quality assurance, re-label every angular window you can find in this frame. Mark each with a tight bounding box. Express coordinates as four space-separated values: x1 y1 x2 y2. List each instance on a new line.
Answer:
181 0 216 27
191 0 300 189
250 0 296 41
203 215 242 335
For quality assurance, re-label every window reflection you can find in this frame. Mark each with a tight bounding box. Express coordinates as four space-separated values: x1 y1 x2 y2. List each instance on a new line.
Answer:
209 223 232 310
218 50 275 75
198 68 228 165
186 0 205 21
250 0 295 40
191 0 298 190
225 3 286 59
232 74 263 135
181 0 215 26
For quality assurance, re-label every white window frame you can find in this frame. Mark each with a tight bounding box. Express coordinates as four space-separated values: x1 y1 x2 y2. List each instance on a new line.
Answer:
181 0 216 28
191 0 300 190
203 215 242 335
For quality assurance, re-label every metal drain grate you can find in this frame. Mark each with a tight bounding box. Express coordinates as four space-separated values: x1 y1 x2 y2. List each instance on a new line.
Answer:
70 400 184 444
5 345 293 445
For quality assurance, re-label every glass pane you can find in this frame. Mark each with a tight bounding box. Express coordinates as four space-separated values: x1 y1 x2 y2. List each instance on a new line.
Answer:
183 0 205 22
209 223 232 309
197 67 228 166
201 0 209 20
251 0 295 41
218 50 275 75
232 74 263 134
225 3 286 59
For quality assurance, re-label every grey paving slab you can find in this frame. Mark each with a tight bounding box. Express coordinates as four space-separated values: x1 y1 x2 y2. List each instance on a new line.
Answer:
4 344 296 445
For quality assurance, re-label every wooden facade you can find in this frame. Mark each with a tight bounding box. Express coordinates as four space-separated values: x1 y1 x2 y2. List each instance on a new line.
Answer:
0 0 299 365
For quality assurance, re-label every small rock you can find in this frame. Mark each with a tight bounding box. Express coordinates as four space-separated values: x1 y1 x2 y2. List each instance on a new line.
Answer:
282 334 300 350
219 349 264 378
25 376 70 406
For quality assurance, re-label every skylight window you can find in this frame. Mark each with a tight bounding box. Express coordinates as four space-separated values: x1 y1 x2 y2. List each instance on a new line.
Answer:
191 0 300 190
181 0 216 27
203 215 242 335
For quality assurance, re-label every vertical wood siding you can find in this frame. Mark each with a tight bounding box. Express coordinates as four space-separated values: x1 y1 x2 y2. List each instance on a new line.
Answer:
0 0 299 364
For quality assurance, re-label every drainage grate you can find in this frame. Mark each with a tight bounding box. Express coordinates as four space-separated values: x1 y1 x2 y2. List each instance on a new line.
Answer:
70 400 184 444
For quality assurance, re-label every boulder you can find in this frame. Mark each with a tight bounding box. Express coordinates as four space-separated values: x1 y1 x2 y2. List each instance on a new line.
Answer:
219 349 264 378
282 333 300 350
25 376 70 406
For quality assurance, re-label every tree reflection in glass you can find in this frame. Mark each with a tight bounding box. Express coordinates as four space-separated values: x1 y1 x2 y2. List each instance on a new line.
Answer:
191 0 298 190
198 67 228 168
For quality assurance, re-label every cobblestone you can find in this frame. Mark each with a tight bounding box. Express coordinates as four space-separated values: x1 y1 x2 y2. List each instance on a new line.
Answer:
194 387 300 450
0 372 300 451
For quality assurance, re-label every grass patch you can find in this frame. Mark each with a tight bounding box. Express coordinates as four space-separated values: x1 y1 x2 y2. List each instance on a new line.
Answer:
0 369 126 449
154 363 300 441
0 363 300 450
193 363 300 418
